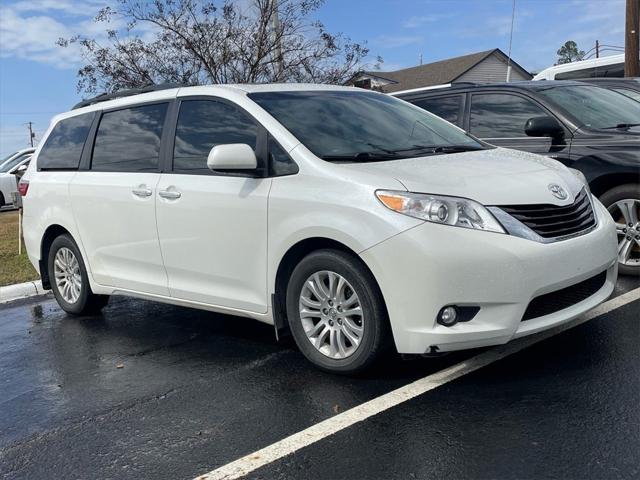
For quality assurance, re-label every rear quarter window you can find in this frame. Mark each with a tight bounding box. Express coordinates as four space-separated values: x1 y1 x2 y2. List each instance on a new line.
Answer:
38 112 95 170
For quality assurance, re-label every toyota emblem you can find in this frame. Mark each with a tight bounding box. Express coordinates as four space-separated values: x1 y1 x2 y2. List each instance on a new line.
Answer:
548 184 568 200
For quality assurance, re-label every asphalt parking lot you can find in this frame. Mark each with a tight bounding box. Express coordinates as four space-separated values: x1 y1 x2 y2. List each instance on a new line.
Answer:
1 276 638 480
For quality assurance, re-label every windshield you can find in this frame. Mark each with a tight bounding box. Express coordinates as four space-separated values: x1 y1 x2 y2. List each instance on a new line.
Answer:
249 90 485 162
0 153 30 173
612 87 640 102
536 85 640 130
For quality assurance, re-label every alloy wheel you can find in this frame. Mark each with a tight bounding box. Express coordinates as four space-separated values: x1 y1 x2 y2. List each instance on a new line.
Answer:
54 247 82 304
298 270 364 359
608 198 640 267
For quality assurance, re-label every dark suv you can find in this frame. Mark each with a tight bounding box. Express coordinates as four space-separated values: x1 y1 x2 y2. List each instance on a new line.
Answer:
395 81 640 275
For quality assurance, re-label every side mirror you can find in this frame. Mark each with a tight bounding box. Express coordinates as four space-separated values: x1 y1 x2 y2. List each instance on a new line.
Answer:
207 144 257 171
15 164 28 173
525 116 564 139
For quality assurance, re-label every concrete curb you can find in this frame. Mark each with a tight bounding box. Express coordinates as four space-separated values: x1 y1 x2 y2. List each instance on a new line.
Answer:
0 280 50 304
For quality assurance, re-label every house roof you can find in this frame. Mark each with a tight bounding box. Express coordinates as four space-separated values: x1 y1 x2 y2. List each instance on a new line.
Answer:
358 49 531 93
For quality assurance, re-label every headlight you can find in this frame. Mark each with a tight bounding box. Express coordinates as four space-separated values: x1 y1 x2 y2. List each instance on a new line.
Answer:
376 190 505 233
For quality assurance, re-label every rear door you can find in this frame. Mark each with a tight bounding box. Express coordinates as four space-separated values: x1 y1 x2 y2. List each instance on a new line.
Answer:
409 94 465 127
466 92 571 160
155 97 271 313
69 102 171 295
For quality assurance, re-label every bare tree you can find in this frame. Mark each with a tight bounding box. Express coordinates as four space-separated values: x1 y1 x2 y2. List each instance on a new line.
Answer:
57 0 378 94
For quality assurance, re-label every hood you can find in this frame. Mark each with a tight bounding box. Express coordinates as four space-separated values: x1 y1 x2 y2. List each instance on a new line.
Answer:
339 147 584 206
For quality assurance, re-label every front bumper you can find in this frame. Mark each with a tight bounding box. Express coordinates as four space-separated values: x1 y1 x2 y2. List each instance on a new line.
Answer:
360 199 618 354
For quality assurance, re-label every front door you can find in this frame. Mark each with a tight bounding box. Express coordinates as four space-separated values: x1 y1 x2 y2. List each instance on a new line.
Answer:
155 98 270 313
467 92 571 160
70 103 170 295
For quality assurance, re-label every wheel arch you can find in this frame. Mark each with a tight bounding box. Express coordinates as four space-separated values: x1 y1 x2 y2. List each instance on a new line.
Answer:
589 172 640 198
272 237 387 338
39 224 74 290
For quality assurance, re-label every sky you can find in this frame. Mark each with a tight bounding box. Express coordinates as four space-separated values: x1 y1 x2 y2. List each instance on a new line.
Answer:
0 0 627 157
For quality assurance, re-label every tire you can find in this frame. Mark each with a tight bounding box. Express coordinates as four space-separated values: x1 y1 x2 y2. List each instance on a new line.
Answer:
285 249 390 374
48 234 109 314
0 192 5 207
599 183 640 276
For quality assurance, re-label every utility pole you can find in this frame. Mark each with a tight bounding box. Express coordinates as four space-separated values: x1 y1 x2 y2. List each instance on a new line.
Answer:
626 0 639 77
27 122 35 147
271 0 284 81
419 52 423 65
595 39 600 58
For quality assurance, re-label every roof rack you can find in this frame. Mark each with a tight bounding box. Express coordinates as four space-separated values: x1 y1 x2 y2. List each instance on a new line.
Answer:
72 83 186 110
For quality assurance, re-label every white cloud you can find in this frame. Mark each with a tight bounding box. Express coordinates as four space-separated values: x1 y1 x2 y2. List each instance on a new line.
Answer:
403 15 444 29
373 35 424 48
11 0 107 16
0 2 126 69
0 8 81 67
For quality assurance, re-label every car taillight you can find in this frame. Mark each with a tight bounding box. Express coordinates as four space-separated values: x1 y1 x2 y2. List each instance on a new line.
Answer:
18 179 29 196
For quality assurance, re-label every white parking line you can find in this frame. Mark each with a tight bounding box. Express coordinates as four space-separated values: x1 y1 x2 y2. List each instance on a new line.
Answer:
195 288 640 480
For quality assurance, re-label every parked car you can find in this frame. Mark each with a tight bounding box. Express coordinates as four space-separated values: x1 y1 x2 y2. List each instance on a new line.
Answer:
21 84 617 373
0 147 34 206
394 81 640 275
577 77 640 101
532 54 626 80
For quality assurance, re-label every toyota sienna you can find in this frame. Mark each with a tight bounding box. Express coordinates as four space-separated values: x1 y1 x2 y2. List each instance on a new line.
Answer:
21 84 618 373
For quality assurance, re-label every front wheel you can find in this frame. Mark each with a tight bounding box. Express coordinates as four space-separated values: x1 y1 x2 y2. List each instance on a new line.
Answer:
600 184 640 276
286 249 389 374
48 234 109 314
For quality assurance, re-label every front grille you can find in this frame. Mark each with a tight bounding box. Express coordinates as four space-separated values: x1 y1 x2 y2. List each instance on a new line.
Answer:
499 188 595 239
522 270 607 321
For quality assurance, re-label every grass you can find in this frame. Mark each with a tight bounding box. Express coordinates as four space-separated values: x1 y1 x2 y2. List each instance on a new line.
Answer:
0 210 39 287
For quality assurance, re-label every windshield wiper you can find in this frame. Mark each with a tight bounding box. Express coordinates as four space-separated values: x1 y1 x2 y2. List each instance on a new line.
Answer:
432 145 485 153
321 152 404 162
602 123 640 130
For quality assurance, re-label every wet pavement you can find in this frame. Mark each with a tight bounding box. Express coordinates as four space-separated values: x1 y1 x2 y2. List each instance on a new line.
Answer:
0 276 638 480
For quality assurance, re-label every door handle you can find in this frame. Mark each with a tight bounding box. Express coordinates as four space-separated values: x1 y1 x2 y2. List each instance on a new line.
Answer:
132 186 152 197
158 189 181 200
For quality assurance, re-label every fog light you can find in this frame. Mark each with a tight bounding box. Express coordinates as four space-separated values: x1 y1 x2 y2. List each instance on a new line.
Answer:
437 306 458 327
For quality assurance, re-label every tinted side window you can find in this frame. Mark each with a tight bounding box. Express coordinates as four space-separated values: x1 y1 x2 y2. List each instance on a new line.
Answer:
269 138 298 176
92 103 168 171
469 94 548 138
173 100 257 173
412 95 462 126
38 112 94 170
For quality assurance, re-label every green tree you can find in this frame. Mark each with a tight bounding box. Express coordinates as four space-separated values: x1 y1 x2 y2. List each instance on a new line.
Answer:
556 40 586 65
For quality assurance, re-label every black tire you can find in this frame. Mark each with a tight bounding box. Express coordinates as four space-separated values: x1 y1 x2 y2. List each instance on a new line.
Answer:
0 192 5 206
285 249 390 374
599 184 640 277
48 234 109 314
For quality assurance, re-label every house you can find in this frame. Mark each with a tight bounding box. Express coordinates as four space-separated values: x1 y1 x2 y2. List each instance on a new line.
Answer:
348 48 532 93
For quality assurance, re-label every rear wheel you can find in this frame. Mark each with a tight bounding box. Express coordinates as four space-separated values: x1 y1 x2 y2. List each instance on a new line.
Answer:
48 234 109 314
0 192 5 206
286 249 389 374
600 184 640 276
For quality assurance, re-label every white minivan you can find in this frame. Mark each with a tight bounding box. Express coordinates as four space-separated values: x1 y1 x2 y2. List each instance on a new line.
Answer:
21 84 618 373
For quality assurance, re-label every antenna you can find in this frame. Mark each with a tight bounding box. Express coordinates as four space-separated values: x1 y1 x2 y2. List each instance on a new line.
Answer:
506 0 516 82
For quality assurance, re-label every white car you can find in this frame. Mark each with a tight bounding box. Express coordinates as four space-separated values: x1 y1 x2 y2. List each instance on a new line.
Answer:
20 84 618 373
0 148 34 206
